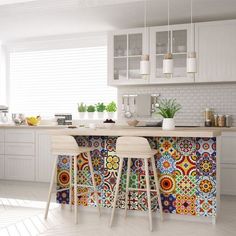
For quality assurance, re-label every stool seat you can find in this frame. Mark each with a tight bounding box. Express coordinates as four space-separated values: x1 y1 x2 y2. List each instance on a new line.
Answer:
52 147 92 156
116 149 157 159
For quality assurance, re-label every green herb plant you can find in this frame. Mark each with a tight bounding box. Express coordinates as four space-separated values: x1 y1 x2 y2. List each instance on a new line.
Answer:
78 102 87 112
106 101 117 112
95 103 106 112
156 98 181 118
87 105 96 112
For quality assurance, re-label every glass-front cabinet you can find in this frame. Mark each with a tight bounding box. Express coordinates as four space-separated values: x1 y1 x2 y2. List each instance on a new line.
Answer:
108 24 194 86
150 24 194 83
108 28 149 85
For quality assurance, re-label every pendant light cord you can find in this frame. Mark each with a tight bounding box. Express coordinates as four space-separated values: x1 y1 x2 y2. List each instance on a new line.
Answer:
144 0 147 53
167 0 170 53
191 0 193 51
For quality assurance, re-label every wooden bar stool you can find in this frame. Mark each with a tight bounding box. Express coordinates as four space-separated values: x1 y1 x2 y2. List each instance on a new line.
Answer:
44 135 100 224
109 136 163 231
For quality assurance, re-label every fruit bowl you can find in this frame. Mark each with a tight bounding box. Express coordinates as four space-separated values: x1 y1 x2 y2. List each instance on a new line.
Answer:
127 119 139 127
26 116 41 126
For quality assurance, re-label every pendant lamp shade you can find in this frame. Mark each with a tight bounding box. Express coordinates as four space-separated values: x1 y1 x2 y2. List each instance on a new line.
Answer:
140 55 150 75
187 52 197 73
163 53 173 74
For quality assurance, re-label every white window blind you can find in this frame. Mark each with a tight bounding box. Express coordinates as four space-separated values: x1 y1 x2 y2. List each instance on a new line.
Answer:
9 44 117 118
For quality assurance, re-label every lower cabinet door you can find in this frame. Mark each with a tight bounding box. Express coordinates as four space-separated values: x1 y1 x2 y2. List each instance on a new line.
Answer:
0 155 4 179
221 164 236 195
5 155 35 181
36 133 53 182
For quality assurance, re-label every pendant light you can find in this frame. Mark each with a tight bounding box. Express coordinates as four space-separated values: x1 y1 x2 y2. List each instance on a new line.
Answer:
187 0 197 73
163 0 173 76
140 0 150 76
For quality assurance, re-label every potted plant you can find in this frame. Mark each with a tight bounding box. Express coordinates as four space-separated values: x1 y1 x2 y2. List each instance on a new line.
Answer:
156 98 181 130
106 101 117 120
87 105 96 119
95 102 106 119
78 102 87 119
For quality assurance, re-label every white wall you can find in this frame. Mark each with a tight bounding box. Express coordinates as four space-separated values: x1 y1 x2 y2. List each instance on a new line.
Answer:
118 83 236 126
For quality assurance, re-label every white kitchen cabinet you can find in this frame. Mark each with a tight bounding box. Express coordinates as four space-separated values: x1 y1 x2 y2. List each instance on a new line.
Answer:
35 131 53 182
0 155 4 179
108 28 149 86
5 129 35 143
5 155 35 181
195 20 236 83
220 132 236 195
4 129 35 181
150 24 194 84
0 130 4 142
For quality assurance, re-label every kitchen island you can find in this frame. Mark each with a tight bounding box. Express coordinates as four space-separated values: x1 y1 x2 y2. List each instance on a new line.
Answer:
50 127 221 223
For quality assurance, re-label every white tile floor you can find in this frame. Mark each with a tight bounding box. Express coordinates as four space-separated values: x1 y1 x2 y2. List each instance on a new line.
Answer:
0 180 236 236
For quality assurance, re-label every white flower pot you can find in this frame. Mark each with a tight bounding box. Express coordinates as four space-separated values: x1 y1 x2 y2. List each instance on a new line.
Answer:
78 112 86 119
87 112 94 120
162 118 175 130
107 112 115 120
97 112 104 120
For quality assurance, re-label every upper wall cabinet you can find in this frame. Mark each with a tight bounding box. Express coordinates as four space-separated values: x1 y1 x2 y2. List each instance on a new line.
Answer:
108 28 149 86
150 24 194 84
195 20 236 83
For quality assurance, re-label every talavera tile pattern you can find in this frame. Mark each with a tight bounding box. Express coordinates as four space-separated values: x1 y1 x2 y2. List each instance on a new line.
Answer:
56 136 217 218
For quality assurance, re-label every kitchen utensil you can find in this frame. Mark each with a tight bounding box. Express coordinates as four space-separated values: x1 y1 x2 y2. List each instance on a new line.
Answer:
124 96 132 118
12 113 25 125
122 96 125 112
133 96 136 115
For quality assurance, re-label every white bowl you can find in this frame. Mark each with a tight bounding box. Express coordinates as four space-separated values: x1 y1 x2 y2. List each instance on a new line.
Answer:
103 123 115 129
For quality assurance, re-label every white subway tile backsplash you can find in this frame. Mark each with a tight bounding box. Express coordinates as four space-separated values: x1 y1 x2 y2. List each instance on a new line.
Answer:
118 83 236 127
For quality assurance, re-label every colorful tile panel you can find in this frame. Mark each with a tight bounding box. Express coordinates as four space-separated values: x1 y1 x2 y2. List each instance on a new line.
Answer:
56 136 217 218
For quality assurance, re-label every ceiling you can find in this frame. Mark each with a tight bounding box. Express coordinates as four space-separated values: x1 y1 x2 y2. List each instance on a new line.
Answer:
0 0 236 41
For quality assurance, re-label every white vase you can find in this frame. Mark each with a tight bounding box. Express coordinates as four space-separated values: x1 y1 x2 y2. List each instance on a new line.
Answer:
78 112 86 119
107 112 115 120
87 112 94 120
162 118 175 130
97 112 104 120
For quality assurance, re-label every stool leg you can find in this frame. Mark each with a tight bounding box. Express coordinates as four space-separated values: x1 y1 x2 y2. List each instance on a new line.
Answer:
109 157 124 227
151 156 163 221
44 155 58 219
124 158 131 217
74 155 78 224
87 152 101 216
144 158 152 231
69 155 73 211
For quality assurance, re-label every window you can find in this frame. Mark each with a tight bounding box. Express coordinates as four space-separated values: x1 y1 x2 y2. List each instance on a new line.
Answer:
8 38 117 118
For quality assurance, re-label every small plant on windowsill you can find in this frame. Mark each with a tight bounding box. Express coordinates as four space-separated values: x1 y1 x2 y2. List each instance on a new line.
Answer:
87 105 96 119
78 102 87 119
95 103 106 119
156 98 181 130
106 101 117 120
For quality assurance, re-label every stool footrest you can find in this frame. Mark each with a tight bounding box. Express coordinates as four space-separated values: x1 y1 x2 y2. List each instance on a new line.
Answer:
78 190 89 197
56 188 70 192
128 187 158 193
77 184 96 189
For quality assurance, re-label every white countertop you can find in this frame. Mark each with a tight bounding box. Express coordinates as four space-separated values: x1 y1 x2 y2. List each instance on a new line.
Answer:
0 124 236 137
47 126 223 138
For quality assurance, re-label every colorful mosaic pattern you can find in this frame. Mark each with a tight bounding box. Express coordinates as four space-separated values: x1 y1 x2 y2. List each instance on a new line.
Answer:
57 136 217 218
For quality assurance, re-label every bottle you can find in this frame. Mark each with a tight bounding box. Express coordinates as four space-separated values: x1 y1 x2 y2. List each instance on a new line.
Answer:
225 115 232 127
218 115 226 127
214 114 218 127
204 108 213 127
